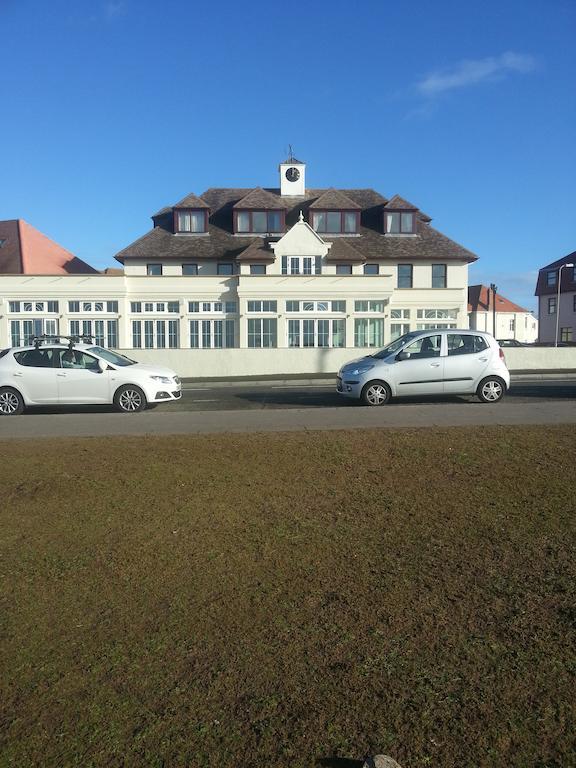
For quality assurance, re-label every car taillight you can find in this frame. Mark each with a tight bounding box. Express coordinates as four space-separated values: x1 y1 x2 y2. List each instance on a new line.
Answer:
499 347 505 361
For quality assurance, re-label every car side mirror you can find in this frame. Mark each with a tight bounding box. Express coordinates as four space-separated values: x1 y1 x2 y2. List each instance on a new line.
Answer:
396 350 410 361
97 358 108 372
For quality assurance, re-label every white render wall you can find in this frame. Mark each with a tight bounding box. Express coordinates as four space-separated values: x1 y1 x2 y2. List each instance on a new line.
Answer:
469 310 538 343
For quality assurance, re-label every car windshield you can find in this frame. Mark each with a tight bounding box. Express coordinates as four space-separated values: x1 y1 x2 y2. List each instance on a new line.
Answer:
87 346 137 367
371 331 422 360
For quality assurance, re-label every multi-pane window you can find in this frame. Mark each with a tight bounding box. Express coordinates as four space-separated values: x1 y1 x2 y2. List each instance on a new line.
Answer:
250 264 267 275
548 297 557 314
236 211 282 234
281 256 322 275
354 300 386 312
561 327 573 342
131 301 179 313
10 319 59 347
188 301 237 313
385 212 415 234
189 320 235 348
390 309 410 319
68 300 118 313
391 323 410 340
177 211 206 233
69 319 118 348
248 318 277 348
546 271 557 287
287 319 345 348
432 264 447 288
416 309 458 330
398 264 413 288
311 211 358 234
132 320 179 349
354 319 384 347
247 300 277 312
364 264 379 275
147 264 162 276
285 300 345 312
217 263 234 275
8 300 59 313
509 319 515 331
182 263 198 275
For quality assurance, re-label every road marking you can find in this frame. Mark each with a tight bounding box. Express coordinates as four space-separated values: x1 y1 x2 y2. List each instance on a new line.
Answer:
271 384 332 389
191 399 219 402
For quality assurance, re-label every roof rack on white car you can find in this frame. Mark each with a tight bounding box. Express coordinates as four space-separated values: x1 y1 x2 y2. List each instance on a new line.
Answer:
32 334 95 349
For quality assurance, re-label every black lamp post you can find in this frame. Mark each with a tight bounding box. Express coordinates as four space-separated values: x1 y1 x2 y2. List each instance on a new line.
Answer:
489 283 497 337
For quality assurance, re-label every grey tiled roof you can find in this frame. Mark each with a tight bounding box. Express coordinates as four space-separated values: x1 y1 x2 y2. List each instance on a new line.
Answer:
173 193 210 209
233 187 288 210
115 187 477 265
309 188 361 210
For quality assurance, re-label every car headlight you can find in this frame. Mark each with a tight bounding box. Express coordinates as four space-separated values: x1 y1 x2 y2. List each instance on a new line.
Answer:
150 375 172 384
351 364 375 375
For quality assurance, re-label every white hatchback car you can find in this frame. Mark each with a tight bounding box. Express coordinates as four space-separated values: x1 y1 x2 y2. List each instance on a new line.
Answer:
337 329 510 405
0 339 181 415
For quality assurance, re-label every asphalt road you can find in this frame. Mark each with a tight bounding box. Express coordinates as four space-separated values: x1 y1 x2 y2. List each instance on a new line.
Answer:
1 379 576 438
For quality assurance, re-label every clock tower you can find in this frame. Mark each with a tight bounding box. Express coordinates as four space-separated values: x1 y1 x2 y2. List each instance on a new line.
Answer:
279 150 306 197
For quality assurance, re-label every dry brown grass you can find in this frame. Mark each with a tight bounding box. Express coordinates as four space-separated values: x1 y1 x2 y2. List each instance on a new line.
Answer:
1 426 575 768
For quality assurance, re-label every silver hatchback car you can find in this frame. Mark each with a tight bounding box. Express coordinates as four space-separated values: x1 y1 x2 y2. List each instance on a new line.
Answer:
337 329 510 405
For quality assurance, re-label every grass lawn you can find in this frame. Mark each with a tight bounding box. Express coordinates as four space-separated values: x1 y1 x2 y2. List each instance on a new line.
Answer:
1 426 575 768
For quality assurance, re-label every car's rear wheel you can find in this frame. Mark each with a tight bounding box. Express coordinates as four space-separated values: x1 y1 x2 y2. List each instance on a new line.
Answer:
361 380 392 406
477 376 506 403
114 385 147 413
0 387 25 416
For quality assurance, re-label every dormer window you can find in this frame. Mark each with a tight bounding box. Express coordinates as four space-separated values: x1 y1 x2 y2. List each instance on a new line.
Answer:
176 210 208 233
235 210 283 234
312 211 359 234
385 212 415 234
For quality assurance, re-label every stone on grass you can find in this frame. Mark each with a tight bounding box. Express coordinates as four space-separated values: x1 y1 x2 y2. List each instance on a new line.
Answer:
362 756 403 768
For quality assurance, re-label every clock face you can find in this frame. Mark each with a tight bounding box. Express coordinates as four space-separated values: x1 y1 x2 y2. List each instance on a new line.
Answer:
285 167 300 182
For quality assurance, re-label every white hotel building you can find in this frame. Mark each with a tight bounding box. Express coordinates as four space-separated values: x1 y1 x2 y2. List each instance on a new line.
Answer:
0 158 478 377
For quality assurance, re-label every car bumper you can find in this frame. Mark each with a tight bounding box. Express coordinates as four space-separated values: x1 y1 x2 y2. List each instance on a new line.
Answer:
151 388 182 403
336 376 363 399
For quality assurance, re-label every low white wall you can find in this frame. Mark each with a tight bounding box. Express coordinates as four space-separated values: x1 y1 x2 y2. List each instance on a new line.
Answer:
120 346 576 379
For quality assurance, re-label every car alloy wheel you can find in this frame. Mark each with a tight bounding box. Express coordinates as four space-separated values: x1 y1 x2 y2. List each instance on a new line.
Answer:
115 385 146 413
0 387 24 416
478 377 505 403
361 381 391 406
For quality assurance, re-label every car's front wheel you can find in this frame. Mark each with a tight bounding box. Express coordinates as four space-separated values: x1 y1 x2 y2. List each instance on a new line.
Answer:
477 376 506 403
0 387 25 416
114 385 147 413
361 380 392 406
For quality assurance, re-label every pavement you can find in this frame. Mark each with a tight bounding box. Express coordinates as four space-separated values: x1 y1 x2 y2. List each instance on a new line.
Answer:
180 370 576 388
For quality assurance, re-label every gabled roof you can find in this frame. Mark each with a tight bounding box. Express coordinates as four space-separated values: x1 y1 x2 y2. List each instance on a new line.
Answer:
173 193 210 209
325 238 365 263
308 188 361 210
235 239 275 262
385 195 432 222
468 284 531 314
233 187 288 210
0 219 98 275
534 250 576 296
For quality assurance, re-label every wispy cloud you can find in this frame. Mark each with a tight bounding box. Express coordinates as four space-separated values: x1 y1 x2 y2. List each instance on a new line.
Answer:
104 1 127 19
417 52 537 98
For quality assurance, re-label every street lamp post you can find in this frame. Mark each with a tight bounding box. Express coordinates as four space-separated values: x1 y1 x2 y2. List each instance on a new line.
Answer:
554 262 574 347
490 283 497 337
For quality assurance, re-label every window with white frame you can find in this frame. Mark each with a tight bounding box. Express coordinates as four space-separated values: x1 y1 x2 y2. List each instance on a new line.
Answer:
132 320 179 349
69 319 118 347
10 318 59 347
354 300 386 313
9 300 59 313
247 300 277 312
354 318 384 347
68 300 118 313
131 301 179 313
281 256 322 275
285 300 345 313
390 309 410 319
188 301 237 314
189 319 235 348
287 319 345 348
390 323 410 340
416 308 458 330
248 318 277 348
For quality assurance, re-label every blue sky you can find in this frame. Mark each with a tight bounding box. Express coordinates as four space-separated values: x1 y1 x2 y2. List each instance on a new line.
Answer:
1 0 575 313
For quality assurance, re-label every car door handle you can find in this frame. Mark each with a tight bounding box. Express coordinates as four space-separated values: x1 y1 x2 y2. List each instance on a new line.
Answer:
478 357 488 362
57 373 67 377
13 372 23 377
430 362 441 367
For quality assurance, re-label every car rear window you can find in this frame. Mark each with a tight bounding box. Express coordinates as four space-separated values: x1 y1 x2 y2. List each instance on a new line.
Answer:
0 348 10 359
